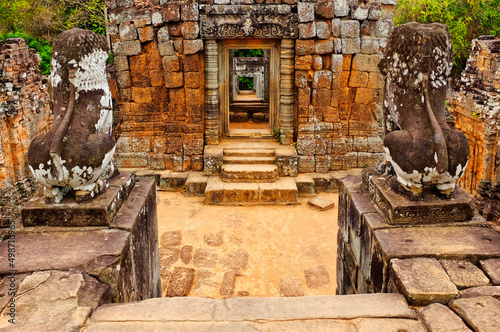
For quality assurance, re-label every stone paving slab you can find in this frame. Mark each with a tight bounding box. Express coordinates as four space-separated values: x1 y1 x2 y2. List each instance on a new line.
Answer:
308 196 335 211
0 229 129 275
86 294 416 325
449 296 500 332
480 259 500 285
460 286 500 299
374 226 500 260
417 303 472 332
391 258 459 305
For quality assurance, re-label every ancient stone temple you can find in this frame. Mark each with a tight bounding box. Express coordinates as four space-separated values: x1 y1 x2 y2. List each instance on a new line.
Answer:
106 0 394 172
0 39 52 224
449 36 500 222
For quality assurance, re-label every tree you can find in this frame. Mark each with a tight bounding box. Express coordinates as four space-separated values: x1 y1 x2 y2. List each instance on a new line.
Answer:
394 0 500 73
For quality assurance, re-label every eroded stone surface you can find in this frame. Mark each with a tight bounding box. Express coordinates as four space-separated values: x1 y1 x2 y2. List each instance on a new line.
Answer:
440 259 490 289
480 259 500 285
305 266 331 288
417 303 471 332
0 271 110 331
450 296 500 332
279 275 305 297
308 196 335 211
166 267 195 297
391 258 458 305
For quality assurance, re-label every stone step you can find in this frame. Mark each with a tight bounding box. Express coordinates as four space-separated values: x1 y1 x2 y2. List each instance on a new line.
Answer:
223 148 276 157
221 164 279 183
223 156 276 165
205 176 299 205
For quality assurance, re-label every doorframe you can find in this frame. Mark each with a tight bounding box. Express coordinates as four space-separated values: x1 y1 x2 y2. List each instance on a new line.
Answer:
218 39 280 138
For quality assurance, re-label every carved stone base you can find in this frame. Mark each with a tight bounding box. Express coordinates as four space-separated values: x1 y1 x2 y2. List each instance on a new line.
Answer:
362 168 474 225
22 172 135 227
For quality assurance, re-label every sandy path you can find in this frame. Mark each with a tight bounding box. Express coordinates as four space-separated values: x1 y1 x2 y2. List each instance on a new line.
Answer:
157 192 339 299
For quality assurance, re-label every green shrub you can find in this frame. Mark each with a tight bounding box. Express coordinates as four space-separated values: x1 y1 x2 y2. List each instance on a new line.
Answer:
394 0 500 73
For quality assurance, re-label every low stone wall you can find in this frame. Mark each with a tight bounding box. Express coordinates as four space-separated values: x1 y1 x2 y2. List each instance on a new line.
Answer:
0 172 161 329
0 38 52 225
337 168 500 307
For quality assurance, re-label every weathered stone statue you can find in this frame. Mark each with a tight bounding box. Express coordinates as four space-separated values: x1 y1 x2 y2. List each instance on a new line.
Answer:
28 29 116 203
379 22 469 196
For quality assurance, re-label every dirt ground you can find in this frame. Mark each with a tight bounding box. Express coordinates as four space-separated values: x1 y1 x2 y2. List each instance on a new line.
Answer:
157 192 339 299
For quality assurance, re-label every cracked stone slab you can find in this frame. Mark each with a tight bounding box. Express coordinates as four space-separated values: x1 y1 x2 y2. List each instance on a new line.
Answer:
440 259 490 288
417 303 471 332
0 229 130 275
449 296 500 332
352 318 426 332
391 258 459 305
460 286 500 299
308 197 335 211
85 294 416 326
373 226 500 260
480 259 500 285
0 270 110 331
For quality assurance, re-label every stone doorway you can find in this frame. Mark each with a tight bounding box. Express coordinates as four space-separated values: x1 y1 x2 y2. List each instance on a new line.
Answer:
219 40 279 139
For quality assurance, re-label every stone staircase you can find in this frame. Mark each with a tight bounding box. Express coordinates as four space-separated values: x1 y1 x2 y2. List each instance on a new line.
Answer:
203 139 300 205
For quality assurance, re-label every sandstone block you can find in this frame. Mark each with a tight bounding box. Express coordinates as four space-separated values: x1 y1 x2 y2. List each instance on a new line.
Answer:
161 230 182 247
221 249 248 272
354 88 378 104
295 70 308 88
183 54 201 71
342 38 361 54
298 156 315 173
279 275 305 297
116 71 131 88
152 11 164 26
296 55 313 70
181 21 199 39
334 0 350 17
348 70 368 88
220 271 236 296
295 39 315 55
158 26 170 42
460 286 500 299
480 259 500 285
113 40 141 56
180 245 193 264
305 266 331 288
162 55 181 72
164 72 183 88
159 41 175 56
440 260 490 289
159 247 180 268
331 54 343 73
361 37 379 54
449 296 500 332
114 55 129 71
316 0 334 19
193 248 218 268
352 4 369 20
315 39 334 54
163 3 180 22
332 18 341 37
417 303 471 332
308 197 335 211
181 2 198 21
166 267 194 297
298 2 315 22
184 39 203 54
313 70 333 88
204 231 224 246
353 318 426 332
391 258 459 305
131 87 152 103
131 10 151 28
352 54 380 72
138 26 154 42
341 20 360 38
119 22 138 40
312 89 332 106
299 22 316 39
312 55 323 70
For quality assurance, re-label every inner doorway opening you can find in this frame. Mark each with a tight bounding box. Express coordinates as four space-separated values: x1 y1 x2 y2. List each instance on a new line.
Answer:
229 49 269 136
220 40 279 139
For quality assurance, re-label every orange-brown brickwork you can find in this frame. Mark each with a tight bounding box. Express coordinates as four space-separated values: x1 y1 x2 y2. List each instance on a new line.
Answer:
0 38 52 224
450 36 500 223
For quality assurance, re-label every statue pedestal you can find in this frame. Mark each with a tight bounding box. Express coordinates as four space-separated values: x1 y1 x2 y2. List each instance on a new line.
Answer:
1 171 161 303
337 168 500 306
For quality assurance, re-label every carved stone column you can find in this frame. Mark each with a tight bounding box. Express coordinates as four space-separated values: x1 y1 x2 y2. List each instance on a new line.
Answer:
204 39 219 144
280 39 294 145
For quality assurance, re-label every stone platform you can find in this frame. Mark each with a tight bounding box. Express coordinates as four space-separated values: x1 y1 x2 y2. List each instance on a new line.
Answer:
338 168 500 309
0 171 161 330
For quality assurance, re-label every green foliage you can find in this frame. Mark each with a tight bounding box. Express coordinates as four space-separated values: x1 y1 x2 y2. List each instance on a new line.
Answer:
273 127 281 143
238 76 254 90
233 49 264 57
0 31 52 74
394 0 500 73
